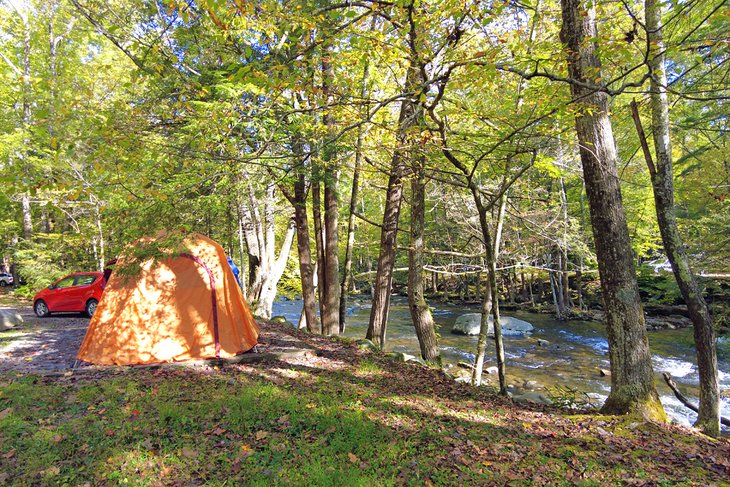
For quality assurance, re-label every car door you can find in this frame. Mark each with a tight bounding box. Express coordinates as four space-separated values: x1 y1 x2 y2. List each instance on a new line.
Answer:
61 274 99 312
47 276 77 311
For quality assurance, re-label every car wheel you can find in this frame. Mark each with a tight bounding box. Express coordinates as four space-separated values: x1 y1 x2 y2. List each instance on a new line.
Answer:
34 300 50 318
85 299 98 318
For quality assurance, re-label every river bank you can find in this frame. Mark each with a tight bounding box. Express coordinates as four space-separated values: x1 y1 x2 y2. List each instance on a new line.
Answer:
272 296 730 432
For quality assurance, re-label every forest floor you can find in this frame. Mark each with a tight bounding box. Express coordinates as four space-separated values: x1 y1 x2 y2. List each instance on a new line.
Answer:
1 293 729 486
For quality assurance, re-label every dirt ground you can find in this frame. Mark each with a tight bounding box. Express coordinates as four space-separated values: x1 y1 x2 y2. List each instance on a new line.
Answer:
0 302 91 373
0 297 314 374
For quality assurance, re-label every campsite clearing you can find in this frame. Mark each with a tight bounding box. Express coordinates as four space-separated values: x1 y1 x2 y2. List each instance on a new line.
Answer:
1 298 730 485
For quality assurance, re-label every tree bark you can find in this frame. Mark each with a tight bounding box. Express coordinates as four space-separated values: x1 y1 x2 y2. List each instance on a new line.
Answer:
320 45 341 336
311 171 326 334
253 217 296 318
639 0 720 436
292 160 319 334
408 154 440 363
366 46 423 348
559 0 665 421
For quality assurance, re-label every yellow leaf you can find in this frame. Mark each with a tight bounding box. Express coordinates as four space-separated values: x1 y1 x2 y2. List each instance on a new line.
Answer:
348 452 358 463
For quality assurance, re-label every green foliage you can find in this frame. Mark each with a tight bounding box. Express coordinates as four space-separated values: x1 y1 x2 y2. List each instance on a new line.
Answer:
13 234 92 294
636 264 683 305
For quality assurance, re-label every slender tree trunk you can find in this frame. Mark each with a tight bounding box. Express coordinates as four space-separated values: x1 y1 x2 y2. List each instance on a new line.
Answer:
253 218 296 318
366 53 423 348
340 44 373 332
339 136 362 332
292 165 319 334
311 173 326 334
320 46 341 336
634 0 720 436
471 272 492 386
559 0 665 421
408 154 440 363
20 7 32 240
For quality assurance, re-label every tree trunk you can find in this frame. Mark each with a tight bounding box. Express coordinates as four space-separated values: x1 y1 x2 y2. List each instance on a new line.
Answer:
320 46 341 336
638 0 720 436
340 54 372 333
20 7 32 241
471 273 492 386
408 154 440 363
559 0 665 421
293 167 319 334
366 56 423 349
253 217 296 318
311 172 326 334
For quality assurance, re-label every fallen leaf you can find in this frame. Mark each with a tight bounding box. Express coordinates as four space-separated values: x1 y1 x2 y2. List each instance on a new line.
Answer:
0 408 12 420
181 447 197 459
212 426 226 435
348 452 358 463
3 449 16 459
324 426 336 434
51 434 64 444
43 466 60 477
255 430 269 441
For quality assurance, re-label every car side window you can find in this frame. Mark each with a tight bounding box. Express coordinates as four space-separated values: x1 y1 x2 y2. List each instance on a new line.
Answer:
55 277 76 289
74 275 97 287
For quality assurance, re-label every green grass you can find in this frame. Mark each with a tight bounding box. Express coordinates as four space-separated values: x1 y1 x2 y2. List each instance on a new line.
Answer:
1 317 729 485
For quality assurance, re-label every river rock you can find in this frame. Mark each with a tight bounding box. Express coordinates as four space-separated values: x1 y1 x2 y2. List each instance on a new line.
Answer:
599 368 611 377
485 366 498 375
511 392 553 406
537 339 550 347
270 316 294 327
451 313 534 336
385 351 422 364
0 309 23 330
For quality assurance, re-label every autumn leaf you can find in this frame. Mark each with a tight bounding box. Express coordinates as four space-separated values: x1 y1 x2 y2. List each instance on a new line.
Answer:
181 447 198 459
0 408 12 420
212 426 226 435
348 452 358 463
255 430 269 441
3 449 16 459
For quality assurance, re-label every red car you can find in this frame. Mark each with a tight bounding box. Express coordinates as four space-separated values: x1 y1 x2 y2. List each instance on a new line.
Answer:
33 272 106 318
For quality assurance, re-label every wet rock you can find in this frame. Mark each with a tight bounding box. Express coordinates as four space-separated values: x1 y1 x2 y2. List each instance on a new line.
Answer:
0 309 23 330
523 380 538 390
451 313 534 336
451 313 482 335
537 339 550 347
485 366 499 375
599 368 611 377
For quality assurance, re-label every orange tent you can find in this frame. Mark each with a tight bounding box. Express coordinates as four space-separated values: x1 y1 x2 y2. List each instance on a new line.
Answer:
77 233 259 365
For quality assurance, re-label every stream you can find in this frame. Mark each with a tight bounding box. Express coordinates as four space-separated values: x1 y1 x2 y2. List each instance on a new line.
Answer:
272 296 730 431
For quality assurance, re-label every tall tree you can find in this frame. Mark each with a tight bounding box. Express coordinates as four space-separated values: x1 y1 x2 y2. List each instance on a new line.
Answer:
630 0 720 436
559 0 665 421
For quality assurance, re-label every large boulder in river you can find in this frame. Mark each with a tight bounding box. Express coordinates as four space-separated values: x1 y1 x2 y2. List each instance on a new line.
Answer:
451 313 534 336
